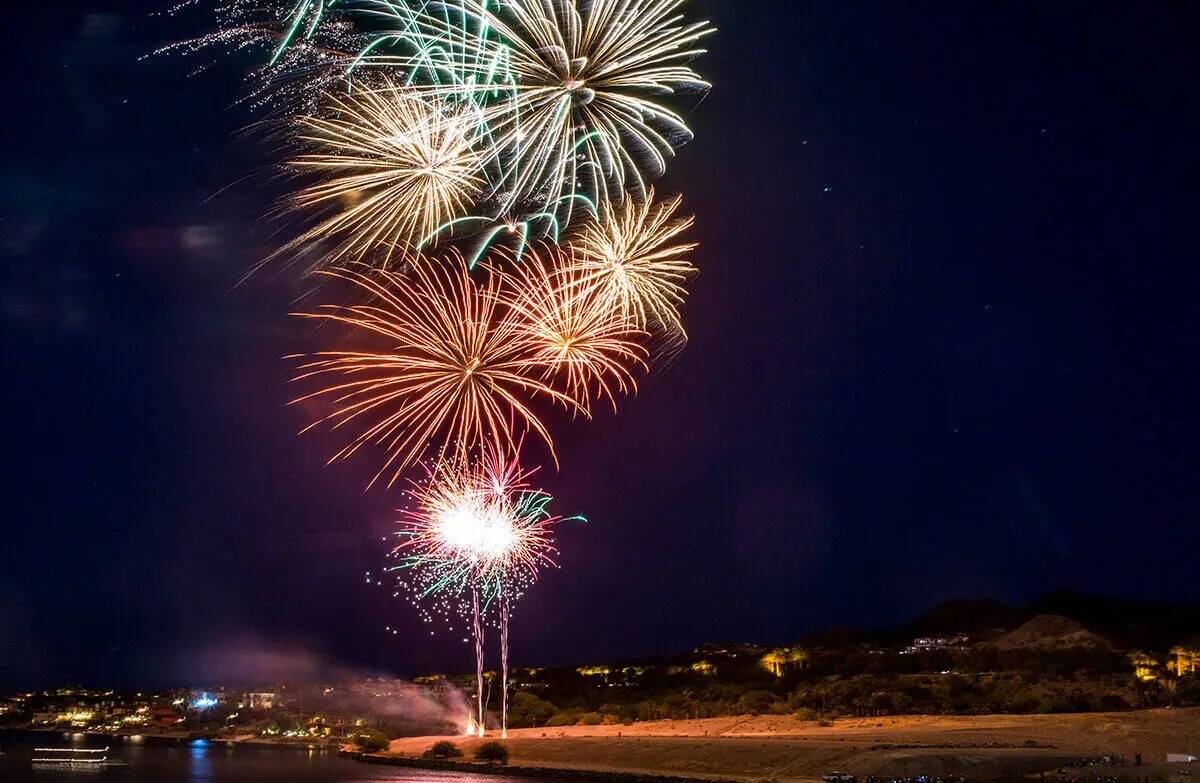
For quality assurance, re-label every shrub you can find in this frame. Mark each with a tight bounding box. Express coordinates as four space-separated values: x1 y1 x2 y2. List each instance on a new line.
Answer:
475 741 509 764
354 728 390 753
424 740 464 759
577 711 604 726
546 708 583 727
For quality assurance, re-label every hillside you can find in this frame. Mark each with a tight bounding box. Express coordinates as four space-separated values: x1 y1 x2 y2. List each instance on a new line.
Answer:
904 598 1021 637
989 615 1113 650
471 593 1200 730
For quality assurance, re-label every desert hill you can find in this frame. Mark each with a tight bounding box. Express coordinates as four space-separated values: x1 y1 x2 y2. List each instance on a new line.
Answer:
988 614 1113 650
904 598 1021 637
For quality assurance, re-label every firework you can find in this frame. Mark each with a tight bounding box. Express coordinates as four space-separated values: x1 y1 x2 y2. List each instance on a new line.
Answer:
497 245 648 410
418 193 596 269
360 0 713 213
391 449 570 735
288 258 584 487
162 0 713 745
259 0 345 66
154 0 362 114
393 451 559 597
282 85 485 269
572 189 698 342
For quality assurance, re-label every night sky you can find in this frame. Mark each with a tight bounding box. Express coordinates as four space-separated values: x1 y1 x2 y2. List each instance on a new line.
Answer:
3 2 1199 690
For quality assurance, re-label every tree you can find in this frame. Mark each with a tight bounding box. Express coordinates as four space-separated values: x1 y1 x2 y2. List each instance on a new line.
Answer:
424 740 464 759
507 692 557 728
475 741 509 764
353 728 390 753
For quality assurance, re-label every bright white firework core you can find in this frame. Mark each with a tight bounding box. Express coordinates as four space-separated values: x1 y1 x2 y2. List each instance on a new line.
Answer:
434 495 515 563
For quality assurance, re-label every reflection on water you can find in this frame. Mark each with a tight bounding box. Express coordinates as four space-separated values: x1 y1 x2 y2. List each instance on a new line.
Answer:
1 731 559 783
189 739 211 780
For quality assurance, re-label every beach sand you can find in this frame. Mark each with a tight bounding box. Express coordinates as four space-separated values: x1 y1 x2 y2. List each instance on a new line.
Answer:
385 709 1200 782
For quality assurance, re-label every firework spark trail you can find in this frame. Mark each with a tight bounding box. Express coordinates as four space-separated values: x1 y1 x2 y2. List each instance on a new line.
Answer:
288 258 588 487
154 0 363 114
472 586 485 733
358 0 713 215
500 590 510 737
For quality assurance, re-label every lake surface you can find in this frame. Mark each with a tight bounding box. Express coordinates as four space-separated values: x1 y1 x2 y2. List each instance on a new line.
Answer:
0 732 545 783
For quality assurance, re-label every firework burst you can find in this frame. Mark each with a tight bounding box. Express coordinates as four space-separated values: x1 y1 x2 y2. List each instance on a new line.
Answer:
572 189 698 342
393 450 561 597
288 257 585 488
282 85 486 268
495 245 648 410
361 0 713 212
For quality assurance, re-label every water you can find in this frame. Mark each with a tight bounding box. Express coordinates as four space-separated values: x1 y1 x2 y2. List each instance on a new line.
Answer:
0 732 542 783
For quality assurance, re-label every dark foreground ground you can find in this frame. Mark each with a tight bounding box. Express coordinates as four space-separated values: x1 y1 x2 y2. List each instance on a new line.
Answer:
383 709 1200 782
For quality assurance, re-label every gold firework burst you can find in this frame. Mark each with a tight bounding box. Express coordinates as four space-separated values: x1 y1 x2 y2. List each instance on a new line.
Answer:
289 255 584 487
572 189 698 339
285 83 484 268
496 245 648 409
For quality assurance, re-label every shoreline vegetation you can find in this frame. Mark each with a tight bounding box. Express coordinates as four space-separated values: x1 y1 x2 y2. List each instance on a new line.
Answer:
365 709 1200 783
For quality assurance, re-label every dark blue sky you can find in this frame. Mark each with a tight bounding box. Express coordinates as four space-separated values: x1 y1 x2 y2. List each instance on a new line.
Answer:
2 1 1198 689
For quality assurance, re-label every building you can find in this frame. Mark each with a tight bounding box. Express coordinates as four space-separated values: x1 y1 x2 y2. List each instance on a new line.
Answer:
901 635 970 655
245 692 277 710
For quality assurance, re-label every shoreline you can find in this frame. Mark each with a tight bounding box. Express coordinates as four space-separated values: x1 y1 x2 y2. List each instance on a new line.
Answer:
343 750 747 783
0 727 340 753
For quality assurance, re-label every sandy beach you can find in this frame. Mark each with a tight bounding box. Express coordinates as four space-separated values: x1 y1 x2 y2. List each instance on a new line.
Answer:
385 709 1200 782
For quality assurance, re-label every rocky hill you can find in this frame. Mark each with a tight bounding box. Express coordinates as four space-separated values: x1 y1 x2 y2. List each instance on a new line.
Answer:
988 614 1113 650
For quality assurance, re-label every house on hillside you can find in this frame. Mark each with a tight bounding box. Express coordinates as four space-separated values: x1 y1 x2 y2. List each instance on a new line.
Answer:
245 692 277 710
901 635 970 655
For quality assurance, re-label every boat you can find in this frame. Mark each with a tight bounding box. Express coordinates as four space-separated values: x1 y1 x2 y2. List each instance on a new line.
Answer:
31 746 121 767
